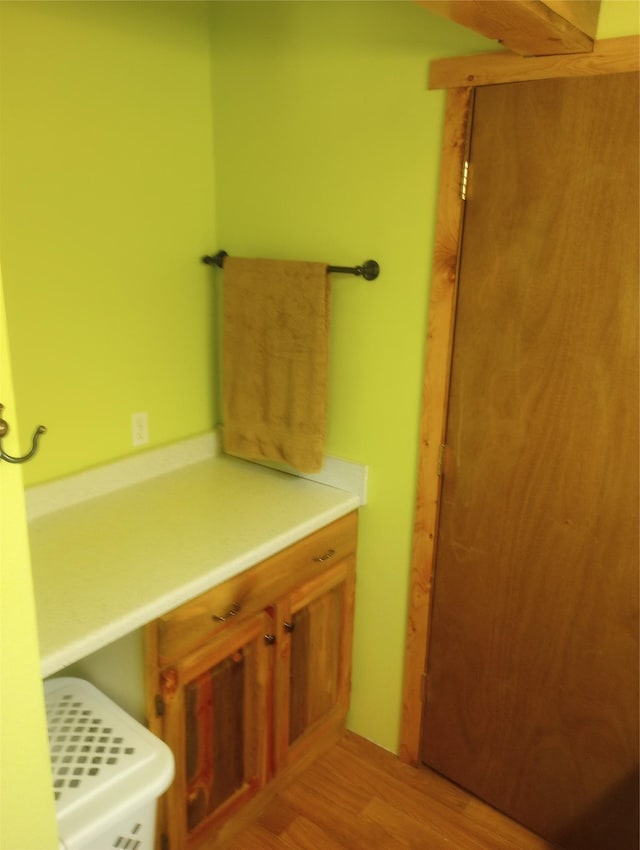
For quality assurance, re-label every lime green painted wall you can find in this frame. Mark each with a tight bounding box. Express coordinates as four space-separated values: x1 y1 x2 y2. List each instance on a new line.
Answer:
598 0 640 36
209 0 494 751
0 1 218 486
209 0 640 752
1 15 638 840
1 273 58 849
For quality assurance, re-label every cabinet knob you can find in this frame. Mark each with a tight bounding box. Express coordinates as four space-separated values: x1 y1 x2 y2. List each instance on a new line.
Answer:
313 548 336 563
212 602 241 622
264 634 276 645
283 621 295 633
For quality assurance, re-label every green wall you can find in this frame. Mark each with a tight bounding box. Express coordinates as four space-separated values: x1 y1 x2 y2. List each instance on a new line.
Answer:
598 0 640 36
0 277 58 850
0 11 638 827
0 1 218 486
208 0 639 751
208 0 494 751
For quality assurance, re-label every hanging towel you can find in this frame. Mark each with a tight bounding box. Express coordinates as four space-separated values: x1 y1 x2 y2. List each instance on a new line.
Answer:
222 256 330 473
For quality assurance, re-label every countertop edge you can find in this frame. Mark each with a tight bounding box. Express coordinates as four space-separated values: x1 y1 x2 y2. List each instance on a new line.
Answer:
33 438 364 679
39 497 358 679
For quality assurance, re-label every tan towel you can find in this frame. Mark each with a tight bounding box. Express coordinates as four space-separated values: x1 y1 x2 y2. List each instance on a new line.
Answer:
222 257 330 473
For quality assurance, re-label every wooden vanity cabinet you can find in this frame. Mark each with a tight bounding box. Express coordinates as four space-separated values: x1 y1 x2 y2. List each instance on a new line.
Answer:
145 510 357 850
272 550 355 775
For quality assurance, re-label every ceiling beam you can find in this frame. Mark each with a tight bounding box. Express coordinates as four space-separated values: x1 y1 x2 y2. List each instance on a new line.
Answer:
417 1 601 56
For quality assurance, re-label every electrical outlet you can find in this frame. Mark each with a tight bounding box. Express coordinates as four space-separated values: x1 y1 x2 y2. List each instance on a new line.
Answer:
131 412 149 447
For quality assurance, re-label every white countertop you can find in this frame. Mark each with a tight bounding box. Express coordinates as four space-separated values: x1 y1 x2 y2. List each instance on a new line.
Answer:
28 435 362 678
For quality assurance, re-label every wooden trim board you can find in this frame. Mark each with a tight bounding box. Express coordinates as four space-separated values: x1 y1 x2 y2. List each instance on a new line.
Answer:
399 86 472 765
429 34 639 89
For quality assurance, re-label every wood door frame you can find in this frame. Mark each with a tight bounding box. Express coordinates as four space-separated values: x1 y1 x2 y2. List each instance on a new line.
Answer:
399 34 640 766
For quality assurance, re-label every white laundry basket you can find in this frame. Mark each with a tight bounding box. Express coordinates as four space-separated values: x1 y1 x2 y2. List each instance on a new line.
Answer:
44 677 174 850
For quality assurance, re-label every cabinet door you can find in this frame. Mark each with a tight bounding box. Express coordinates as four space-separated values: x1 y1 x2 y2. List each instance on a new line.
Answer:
275 556 355 768
159 610 273 850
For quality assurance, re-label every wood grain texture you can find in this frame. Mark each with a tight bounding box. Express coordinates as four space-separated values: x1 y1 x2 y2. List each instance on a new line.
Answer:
422 72 639 850
222 731 560 850
156 512 357 666
543 1 600 37
286 558 355 767
290 587 341 742
417 0 599 56
161 611 272 850
185 654 245 828
148 515 358 850
429 34 639 89
403 33 639 778
399 86 473 766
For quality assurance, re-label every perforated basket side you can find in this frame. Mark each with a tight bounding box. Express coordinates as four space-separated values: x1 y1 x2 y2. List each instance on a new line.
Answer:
63 799 158 850
45 678 174 850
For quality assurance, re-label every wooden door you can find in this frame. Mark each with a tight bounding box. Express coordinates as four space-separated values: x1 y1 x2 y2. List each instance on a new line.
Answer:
421 72 638 850
160 610 273 850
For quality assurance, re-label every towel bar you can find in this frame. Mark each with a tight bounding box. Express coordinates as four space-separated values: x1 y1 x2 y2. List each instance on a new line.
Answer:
202 251 380 281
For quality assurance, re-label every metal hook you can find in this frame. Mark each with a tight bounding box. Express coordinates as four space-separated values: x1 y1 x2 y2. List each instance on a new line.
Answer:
0 404 47 464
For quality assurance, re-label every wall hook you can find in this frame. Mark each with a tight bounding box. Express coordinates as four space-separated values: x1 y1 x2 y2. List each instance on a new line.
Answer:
0 403 47 464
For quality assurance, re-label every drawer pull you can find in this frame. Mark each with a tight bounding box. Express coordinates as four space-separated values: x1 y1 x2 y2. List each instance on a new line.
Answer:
212 602 241 622
284 621 295 633
264 634 276 645
313 548 336 563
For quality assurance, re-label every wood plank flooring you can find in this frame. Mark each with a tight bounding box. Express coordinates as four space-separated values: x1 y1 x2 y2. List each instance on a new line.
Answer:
223 731 560 850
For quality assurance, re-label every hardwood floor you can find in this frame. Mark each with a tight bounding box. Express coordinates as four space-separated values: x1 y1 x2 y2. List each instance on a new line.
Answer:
223 731 559 850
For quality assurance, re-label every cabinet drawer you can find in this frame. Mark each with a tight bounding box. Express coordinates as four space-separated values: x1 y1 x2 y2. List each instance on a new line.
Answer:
156 511 357 665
